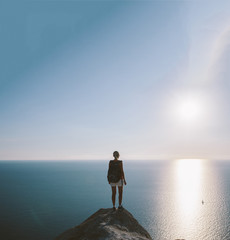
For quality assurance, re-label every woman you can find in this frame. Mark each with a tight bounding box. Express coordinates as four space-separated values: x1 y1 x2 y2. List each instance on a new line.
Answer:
107 151 127 210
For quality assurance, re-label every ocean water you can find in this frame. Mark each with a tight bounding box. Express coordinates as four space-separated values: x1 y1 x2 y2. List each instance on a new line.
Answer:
0 159 230 240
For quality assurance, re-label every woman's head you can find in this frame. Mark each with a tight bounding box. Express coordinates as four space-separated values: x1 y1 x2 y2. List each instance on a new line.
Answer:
113 151 120 159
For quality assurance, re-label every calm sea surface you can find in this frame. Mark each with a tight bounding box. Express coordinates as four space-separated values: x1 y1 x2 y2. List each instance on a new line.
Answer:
0 160 230 240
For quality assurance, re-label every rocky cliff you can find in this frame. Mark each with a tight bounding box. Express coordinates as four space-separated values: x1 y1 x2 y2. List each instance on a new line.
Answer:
55 208 152 240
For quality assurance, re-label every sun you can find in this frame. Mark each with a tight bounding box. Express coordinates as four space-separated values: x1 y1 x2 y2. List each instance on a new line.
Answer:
175 97 203 124
169 91 207 126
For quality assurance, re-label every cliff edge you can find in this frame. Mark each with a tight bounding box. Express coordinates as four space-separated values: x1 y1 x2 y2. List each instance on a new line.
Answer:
55 208 152 240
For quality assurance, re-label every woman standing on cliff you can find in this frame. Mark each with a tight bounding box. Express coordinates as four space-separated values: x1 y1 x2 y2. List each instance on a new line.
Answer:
107 151 127 210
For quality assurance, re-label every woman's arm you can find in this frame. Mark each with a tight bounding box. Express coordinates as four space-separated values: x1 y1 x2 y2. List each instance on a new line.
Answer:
120 161 127 185
107 161 111 184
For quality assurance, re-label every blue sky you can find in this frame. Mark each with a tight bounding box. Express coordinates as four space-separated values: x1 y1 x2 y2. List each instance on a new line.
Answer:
1 0 230 160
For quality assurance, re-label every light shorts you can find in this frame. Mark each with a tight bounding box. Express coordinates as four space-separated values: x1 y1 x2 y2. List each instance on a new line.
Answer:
110 179 123 187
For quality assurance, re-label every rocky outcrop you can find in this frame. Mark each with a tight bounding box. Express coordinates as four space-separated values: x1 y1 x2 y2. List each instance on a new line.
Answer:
55 208 152 240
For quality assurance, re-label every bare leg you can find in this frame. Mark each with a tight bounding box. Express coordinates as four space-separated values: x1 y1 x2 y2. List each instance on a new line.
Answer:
111 186 116 207
118 186 123 206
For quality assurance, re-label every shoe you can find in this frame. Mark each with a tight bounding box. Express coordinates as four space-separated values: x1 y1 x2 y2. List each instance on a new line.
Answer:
118 205 124 210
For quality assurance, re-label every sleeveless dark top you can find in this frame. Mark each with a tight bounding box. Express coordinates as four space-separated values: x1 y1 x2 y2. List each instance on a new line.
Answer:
107 160 122 183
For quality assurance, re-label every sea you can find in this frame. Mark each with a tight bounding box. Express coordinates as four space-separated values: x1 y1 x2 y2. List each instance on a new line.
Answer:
0 159 230 240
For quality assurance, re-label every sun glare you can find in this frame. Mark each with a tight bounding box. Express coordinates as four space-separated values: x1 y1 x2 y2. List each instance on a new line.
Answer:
169 91 209 127
176 98 202 124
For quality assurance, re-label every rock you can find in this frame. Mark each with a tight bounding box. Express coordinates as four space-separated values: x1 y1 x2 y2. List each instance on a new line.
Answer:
55 208 152 240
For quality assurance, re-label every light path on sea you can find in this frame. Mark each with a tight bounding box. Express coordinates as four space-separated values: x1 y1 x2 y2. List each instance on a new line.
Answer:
145 159 228 240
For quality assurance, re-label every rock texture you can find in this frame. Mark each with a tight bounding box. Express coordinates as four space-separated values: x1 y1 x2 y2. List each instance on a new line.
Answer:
55 208 152 240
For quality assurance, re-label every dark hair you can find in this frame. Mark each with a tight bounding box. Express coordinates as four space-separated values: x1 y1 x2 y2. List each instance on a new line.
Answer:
113 151 120 158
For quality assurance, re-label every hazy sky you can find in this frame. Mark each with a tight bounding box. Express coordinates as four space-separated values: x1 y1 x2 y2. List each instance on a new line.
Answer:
1 0 230 160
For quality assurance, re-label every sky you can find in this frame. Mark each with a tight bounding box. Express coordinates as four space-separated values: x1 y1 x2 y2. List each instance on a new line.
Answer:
1 0 230 160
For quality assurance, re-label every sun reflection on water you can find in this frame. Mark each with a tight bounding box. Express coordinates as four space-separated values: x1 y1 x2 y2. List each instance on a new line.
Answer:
155 159 225 240
175 159 203 221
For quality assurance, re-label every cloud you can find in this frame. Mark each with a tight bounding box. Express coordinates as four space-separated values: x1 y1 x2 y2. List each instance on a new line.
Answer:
207 27 230 85
203 27 230 139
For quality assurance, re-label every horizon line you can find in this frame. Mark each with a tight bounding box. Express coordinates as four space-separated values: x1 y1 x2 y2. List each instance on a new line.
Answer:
0 158 230 161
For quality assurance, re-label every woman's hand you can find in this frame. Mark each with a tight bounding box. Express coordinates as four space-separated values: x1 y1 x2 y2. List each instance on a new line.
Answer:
124 179 127 185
